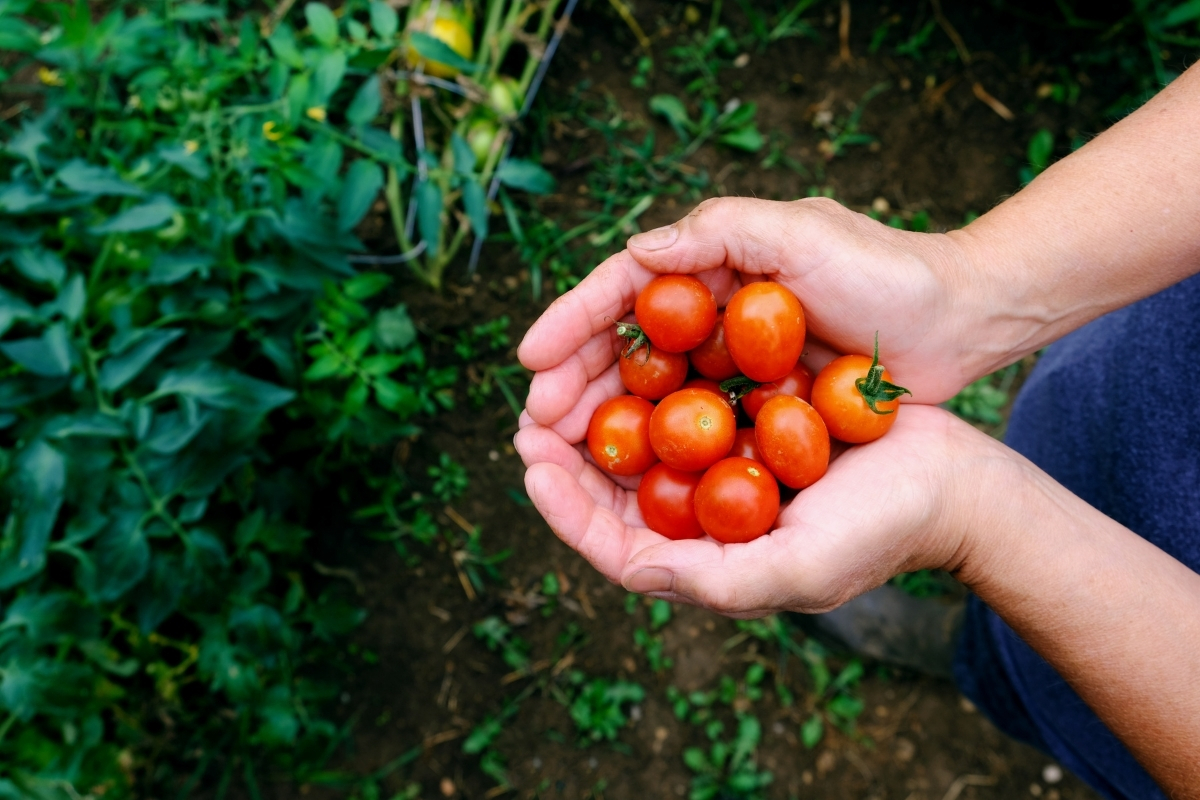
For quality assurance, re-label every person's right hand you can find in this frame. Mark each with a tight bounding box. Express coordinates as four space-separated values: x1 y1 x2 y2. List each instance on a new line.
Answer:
518 195 1008 442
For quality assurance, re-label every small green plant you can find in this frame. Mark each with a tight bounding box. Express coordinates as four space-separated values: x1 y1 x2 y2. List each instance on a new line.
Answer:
1020 128 1056 185
563 674 645 743
683 715 773 800
473 616 531 671
946 362 1020 426
815 83 889 160
428 453 469 501
649 95 765 154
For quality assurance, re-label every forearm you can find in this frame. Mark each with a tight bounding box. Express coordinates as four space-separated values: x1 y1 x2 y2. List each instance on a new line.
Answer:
947 61 1200 378
949 450 1200 796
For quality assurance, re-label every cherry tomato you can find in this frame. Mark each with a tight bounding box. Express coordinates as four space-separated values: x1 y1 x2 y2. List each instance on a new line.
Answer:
741 363 816 422
619 345 688 400
689 310 740 380
729 428 766 465
723 282 806 382
634 275 718 353
694 457 780 543
754 395 829 489
811 352 908 443
648 388 736 472
587 395 658 476
637 463 704 540
682 378 733 409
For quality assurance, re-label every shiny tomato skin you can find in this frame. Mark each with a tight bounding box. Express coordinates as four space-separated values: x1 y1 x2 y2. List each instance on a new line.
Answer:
754 395 830 489
729 428 766 465
682 378 733 409
587 395 658 476
811 355 900 443
648 388 736 472
694 457 781 544
688 310 740 380
637 463 704 540
635 275 718 353
741 363 815 422
723 282 806 382
619 346 688 400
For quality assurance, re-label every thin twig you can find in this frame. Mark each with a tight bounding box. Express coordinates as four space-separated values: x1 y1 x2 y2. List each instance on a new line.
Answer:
930 0 971 64
972 82 1015 120
606 0 652 50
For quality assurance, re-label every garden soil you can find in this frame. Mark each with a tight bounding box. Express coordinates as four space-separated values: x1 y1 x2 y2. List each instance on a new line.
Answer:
300 2 1144 798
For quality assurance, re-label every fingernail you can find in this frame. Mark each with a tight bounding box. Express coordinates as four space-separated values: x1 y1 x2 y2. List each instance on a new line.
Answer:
628 225 678 251
624 567 674 594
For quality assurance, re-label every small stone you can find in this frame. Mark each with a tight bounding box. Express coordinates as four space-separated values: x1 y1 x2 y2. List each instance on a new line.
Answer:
440 777 455 797
674 785 687 796
771 721 785 735
801 770 814 785
872 197 891 214
875 705 889 717
488 450 500 461
630 704 643 722
1047 791 1060 800
816 750 836 776
588 757 598 770
1042 764 1063 784
1029 784 1043 797
959 697 977 713
532 758 543 770
894 737 915 763
733 53 750 68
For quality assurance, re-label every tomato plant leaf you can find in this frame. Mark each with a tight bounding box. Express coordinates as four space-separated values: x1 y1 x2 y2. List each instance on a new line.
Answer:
496 159 555 194
462 179 488 239
407 31 479 74
346 75 382 128
338 159 383 232
11 246 66 288
90 195 178 234
416 180 443 256
369 1 399 39
305 2 339 47
99 328 185 392
55 159 143 197
0 323 74 377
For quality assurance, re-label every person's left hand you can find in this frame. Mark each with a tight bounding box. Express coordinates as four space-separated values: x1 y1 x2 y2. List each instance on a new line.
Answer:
514 402 992 618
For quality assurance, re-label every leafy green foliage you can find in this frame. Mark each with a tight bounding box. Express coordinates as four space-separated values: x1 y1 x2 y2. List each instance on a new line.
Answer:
946 362 1021 428
563 674 645 743
683 715 773 800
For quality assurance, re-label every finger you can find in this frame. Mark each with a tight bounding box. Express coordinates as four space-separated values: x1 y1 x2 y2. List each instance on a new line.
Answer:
518 250 651 373
524 462 663 584
544 361 625 444
525 325 622 426
515 423 645 520
628 196 822 280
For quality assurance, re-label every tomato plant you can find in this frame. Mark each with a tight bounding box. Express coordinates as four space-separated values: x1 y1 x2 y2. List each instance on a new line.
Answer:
620 345 689 400
588 395 659 476
638 464 705 540
741 363 815 422
755 396 830 489
631 275 718 353
694 458 780 543
811 337 910 443
648 388 736 472
689 310 740 380
723 282 806 382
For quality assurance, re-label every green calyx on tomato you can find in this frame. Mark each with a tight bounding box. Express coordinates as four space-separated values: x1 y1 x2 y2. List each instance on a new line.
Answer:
855 332 911 414
718 375 760 403
615 320 652 360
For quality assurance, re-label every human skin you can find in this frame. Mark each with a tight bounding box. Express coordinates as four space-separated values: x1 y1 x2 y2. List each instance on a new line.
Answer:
514 62 1200 794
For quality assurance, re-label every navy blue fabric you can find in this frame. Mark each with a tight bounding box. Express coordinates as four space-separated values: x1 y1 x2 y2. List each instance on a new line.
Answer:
954 273 1200 800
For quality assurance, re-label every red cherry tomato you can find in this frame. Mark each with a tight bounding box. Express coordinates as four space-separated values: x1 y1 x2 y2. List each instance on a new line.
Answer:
619 345 688 400
754 395 829 489
688 310 740 380
637 463 704 540
648 388 736 472
811 354 906 443
587 395 658 476
741 363 816 422
634 275 718 353
723 282 806 382
729 428 766 465
694 457 780 544
682 378 732 408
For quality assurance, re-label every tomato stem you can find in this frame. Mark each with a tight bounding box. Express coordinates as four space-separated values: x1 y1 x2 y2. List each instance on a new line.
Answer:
855 332 911 414
719 375 760 403
615 321 651 362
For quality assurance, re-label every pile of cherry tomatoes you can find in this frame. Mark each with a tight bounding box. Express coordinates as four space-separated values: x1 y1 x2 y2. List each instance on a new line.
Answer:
586 275 909 544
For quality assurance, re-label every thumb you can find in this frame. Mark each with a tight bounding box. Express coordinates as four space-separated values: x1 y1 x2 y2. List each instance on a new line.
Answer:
627 196 838 281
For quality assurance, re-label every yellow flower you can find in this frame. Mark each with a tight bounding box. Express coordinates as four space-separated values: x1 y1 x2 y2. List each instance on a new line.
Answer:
184 140 200 154
262 121 284 141
305 106 327 122
37 67 64 87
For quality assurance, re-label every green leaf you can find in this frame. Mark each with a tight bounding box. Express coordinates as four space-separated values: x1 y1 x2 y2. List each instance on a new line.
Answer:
311 50 347 103
463 716 503 754
346 75 382 127
496 159 556 194
303 352 344 382
79 511 150 603
51 274 86 322
1027 128 1055 174
650 599 672 630
267 23 306 69
682 746 710 773
0 17 41 52
800 713 824 748
451 133 476 176
344 271 391 300
0 323 74 377
44 411 127 439
133 553 183 633
408 30 479 74
338 159 384 231
462 180 488 239
90 195 179 234
158 143 210 180
56 159 144 196
11 246 66 287
0 441 65 590
156 361 295 415
649 94 693 138
0 181 49 213
305 1 340 46
718 124 764 152
99 328 185 391
5 115 49 167
370 0 399 38
148 251 213 285
143 408 211 455
0 287 34 338
374 303 416 350
1162 0 1200 27
416 180 443 256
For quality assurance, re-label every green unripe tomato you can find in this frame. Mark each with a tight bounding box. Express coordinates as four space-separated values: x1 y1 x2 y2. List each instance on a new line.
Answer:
467 118 500 167
487 76 523 117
